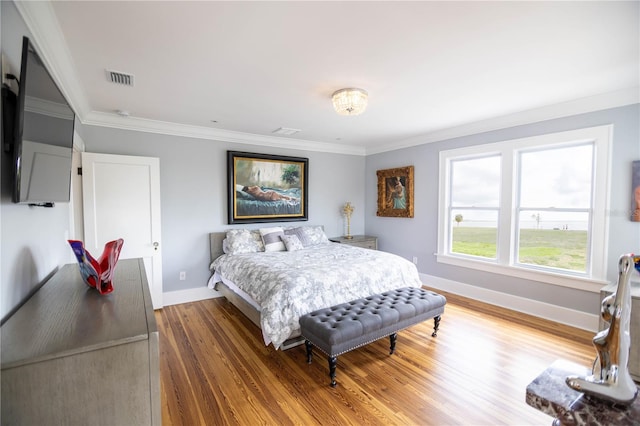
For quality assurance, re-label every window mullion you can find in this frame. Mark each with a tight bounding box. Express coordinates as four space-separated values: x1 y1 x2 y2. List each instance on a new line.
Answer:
436 124 611 285
497 149 513 266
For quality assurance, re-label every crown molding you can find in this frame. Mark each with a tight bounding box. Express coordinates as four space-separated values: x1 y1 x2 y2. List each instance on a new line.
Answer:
82 111 366 156
17 1 638 159
15 1 366 156
15 1 92 122
79 87 639 159
366 87 640 155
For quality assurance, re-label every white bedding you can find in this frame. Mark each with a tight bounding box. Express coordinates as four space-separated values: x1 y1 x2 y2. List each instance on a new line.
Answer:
208 242 422 349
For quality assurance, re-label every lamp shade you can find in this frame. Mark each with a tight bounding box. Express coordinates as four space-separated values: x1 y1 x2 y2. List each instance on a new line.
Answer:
332 88 368 116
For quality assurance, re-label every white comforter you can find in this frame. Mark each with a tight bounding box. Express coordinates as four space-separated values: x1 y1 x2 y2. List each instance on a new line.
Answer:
209 243 422 349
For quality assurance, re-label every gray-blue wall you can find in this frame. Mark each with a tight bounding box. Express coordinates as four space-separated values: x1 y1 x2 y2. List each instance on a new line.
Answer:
78 125 366 293
366 104 640 314
1 1 75 322
2 0 638 323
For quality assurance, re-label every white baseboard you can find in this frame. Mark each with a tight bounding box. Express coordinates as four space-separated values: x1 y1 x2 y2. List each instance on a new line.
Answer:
162 275 600 332
420 273 599 332
162 286 222 307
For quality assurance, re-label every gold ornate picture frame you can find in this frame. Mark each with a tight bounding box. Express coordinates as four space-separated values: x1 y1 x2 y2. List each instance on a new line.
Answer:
376 166 414 218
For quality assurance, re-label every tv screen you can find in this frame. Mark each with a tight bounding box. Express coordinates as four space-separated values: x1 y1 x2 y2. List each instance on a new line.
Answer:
12 36 75 205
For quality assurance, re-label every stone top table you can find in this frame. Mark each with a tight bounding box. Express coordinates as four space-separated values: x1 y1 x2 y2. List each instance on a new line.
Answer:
526 359 640 425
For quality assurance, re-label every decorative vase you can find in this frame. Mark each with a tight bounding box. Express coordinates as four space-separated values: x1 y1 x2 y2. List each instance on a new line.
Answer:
68 239 124 295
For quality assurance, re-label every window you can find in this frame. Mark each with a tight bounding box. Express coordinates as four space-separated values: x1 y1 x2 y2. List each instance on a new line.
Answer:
449 155 501 259
437 125 611 291
516 144 593 273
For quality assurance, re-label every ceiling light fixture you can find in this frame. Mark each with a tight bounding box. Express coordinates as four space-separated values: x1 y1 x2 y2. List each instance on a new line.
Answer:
332 88 368 116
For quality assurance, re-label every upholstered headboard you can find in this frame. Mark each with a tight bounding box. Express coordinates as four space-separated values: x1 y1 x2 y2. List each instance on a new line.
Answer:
209 226 326 263
209 232 226 263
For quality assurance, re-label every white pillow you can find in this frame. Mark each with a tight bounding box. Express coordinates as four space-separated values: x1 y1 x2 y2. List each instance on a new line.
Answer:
249 229 265 252
259 227 286 252
284 227 311 247
281 234 304 251
300 225 329 246
225 229 260 254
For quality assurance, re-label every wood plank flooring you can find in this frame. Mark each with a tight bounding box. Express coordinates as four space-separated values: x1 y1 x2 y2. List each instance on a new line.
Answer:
156 289 595 425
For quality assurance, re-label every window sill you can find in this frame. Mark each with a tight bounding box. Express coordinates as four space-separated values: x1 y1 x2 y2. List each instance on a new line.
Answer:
436 254 607 293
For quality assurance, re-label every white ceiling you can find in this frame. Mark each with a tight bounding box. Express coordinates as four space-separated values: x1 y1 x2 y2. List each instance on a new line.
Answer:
16 1 640 155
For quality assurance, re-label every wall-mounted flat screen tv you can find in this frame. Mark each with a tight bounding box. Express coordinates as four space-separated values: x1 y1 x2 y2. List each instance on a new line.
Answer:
11 36 75 205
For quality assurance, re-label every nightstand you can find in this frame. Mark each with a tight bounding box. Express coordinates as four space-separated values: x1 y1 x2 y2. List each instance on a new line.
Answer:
329 235 377 250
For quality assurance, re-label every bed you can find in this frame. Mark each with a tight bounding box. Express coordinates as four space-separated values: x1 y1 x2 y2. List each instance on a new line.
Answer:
207 226 423 350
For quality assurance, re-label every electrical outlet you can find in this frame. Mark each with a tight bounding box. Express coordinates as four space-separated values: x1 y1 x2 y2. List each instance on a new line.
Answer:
412 256 418 265
179 271 186 281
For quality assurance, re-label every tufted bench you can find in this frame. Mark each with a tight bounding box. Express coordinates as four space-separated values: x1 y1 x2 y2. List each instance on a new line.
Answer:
299 287 446 387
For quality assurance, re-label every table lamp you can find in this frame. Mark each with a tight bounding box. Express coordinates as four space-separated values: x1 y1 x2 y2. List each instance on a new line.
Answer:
342 202 354 239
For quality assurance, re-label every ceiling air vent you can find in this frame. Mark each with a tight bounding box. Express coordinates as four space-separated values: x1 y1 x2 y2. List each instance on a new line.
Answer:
106 69 134 86
272 127 301 136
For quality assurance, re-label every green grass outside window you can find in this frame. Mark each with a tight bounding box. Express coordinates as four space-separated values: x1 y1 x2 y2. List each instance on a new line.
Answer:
451 227 587 272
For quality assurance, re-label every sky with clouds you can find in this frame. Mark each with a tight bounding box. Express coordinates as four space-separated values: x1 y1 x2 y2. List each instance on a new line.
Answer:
450 143 592 230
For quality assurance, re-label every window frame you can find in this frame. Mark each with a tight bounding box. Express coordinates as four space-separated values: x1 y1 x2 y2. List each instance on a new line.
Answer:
448 153 502 260
436 125 612 293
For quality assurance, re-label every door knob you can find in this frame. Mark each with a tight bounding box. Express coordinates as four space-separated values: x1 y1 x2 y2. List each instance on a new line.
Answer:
153 241 159 251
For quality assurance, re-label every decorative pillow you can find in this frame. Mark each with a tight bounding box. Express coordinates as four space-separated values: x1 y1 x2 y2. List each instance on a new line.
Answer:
259 227 286 252
249 229 265 252
225 229 261 254
300 225 329 246
281 234 304 252
284 227 311 247
222 238 229 254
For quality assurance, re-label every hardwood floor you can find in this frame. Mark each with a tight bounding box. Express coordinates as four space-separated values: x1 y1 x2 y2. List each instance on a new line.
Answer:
156 289 595 425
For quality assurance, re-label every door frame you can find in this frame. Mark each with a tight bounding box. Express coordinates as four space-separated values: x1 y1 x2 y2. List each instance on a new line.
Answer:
80 152 163 309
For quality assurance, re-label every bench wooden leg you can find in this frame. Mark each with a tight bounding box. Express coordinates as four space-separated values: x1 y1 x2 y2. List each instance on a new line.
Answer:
432 315 442 337
389 333 397 354
328 356 337 387
305 340 313 364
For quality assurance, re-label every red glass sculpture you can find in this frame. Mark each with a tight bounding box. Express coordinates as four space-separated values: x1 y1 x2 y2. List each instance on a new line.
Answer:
68 239 124 295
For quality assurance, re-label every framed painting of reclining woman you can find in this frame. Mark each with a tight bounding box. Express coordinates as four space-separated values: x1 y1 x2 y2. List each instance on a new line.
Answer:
227 151 309 224
376 166 414 218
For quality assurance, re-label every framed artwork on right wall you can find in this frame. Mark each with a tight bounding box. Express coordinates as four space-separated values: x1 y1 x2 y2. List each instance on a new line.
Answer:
376 166 414 218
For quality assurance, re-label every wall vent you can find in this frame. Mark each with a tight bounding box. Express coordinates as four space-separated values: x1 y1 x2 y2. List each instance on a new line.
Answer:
272 127 301 136
106 69 134 86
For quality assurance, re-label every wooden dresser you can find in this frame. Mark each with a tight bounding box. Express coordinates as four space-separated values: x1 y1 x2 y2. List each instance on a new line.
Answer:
330 235 378 250
1 258 160 425
600 281 640 382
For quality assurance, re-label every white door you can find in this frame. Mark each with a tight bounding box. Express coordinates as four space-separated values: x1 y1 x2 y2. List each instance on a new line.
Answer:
81 152 163 309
